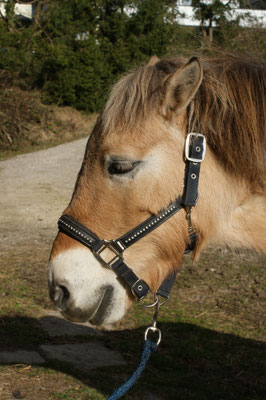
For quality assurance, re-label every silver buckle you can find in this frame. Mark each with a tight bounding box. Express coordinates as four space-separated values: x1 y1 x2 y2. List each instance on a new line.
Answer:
185 133 206 163
93 240 124 269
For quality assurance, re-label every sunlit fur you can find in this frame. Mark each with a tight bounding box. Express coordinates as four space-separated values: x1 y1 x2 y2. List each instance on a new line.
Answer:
49 55 265 325
103 55 265 190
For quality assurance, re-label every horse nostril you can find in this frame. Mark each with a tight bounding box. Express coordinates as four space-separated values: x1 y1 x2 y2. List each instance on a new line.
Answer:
59 285 70 300
51 284 70 309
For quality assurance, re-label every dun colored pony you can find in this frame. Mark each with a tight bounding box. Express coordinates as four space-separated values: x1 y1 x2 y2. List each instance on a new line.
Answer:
49 55 266 326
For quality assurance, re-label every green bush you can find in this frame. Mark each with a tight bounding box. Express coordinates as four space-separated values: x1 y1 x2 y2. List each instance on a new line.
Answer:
0 0 265 114
38 39 112 111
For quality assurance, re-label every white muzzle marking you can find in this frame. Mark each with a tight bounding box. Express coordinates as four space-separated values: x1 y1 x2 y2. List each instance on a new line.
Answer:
48 247 128 325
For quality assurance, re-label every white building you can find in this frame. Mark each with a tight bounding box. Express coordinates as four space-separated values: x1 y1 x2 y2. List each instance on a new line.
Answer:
0 0 265 28
176 0 266 27
0 1 33 20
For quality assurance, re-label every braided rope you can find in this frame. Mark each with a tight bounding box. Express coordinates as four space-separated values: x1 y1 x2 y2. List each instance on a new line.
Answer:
107 339 158 400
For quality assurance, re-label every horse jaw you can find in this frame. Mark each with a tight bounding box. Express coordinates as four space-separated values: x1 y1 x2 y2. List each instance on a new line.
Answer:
48 247 129 326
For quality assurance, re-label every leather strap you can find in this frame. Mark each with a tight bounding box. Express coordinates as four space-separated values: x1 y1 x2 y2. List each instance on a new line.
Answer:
182 134 205 207
181 134 206 253
58 214 102 251
111 259 150 299
117 197 182 250
184 231 198 254
58 215 149 299
58 197 183 253
156 271 177 299
58 198 183 300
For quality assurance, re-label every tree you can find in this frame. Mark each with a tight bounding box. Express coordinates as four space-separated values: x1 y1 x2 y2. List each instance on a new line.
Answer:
192 0 239 45
0 0 19 32
127 0 180 60
32 0 183 110
239 0 266 9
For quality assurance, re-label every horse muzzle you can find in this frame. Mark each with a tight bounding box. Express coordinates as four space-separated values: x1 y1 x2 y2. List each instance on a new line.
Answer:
48 276 114 325
48 247 129 326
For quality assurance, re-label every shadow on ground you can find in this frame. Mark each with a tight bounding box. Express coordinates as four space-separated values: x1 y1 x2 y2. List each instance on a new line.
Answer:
0 314 265 400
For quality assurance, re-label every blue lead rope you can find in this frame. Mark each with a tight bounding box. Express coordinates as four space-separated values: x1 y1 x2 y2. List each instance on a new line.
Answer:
107 339 158 400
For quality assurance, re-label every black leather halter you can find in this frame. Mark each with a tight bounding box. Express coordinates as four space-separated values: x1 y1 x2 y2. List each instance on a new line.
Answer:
57 133 206 301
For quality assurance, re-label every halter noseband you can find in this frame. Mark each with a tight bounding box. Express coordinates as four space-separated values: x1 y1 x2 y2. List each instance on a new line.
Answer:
57 133 206 301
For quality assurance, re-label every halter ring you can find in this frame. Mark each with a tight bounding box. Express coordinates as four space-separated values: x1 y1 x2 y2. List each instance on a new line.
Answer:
141 294 159 308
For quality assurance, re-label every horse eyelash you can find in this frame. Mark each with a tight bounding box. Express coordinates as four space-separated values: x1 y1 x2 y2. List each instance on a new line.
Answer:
108 162 133 175
108 161 140 176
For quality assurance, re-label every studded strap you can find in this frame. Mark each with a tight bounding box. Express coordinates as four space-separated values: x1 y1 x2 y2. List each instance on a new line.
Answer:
116 197 182 250
58 214 101 250
57 198 183 300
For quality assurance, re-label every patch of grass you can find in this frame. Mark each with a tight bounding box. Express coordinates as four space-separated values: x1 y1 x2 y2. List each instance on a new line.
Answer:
51 388 105 400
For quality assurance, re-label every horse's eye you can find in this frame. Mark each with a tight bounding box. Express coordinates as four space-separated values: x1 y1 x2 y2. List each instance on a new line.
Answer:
108 161 139 176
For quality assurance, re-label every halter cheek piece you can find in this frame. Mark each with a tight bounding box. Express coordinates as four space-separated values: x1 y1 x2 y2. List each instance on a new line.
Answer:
57 133 206 301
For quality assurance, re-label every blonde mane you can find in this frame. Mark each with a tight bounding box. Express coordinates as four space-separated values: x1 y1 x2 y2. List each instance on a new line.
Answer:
102 55 266 191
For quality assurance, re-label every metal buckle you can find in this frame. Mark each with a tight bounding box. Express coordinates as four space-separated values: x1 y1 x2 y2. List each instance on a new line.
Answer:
93 240 124 269
185 133 206 163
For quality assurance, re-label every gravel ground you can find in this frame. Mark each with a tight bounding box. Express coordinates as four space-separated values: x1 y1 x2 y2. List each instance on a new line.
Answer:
0 138 87 250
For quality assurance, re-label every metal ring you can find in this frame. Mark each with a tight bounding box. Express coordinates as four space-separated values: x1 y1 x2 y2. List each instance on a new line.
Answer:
157 297 169 307
144 326 162 345
141 295 159 308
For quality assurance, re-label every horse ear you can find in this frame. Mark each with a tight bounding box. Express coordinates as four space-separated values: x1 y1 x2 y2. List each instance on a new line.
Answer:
147 55 160 66
163 57 203 114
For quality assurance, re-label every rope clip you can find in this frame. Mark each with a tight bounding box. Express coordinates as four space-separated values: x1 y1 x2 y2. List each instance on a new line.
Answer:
144 296 162 346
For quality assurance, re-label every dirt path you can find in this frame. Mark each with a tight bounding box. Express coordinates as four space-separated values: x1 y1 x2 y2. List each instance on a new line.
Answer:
0 139 87 250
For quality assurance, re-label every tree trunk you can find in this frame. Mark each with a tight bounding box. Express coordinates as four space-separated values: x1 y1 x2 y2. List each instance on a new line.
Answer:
209 23 213 43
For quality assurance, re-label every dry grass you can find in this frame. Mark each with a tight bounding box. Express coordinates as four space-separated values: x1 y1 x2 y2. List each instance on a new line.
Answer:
0 86 97 160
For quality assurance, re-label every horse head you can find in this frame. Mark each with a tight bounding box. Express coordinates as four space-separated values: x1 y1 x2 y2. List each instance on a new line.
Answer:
48 55 266 326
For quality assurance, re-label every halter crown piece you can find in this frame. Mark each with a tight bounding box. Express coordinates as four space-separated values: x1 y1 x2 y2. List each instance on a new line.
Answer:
57 132 206 301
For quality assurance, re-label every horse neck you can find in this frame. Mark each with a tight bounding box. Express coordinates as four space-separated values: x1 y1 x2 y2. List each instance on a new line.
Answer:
193 150 266 254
